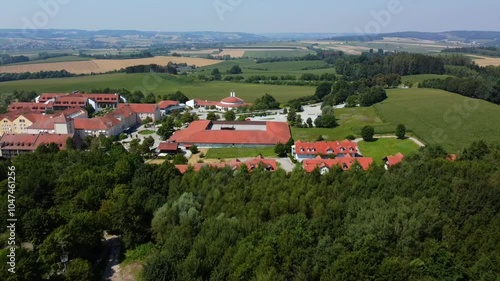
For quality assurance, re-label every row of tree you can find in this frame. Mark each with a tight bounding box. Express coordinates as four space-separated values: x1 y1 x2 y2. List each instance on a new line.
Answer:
0 70 78 82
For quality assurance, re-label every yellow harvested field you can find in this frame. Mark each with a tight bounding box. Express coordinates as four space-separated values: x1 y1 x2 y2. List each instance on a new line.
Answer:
173 49 220 55
0 56 221 74
472 56 500 67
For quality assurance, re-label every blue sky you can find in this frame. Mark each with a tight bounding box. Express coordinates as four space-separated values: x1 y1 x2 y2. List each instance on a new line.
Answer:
1 0 499 33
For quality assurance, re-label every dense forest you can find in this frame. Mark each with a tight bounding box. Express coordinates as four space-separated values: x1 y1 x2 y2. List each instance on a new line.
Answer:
334 52 445 80
0 138 498 280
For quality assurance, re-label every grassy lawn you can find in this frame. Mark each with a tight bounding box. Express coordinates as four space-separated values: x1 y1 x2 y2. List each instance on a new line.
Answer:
0 73 315 103
374 88 500 152
205 147 276 159
357 138 421 164
138 130 155 135
292 107 393 142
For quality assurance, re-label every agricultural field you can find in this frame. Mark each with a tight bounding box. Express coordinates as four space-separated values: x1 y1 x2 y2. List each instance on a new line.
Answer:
10 56 92 65
303 37 456 54
0 56 222 74
357 138 421 164
0 73 315 103
471 55 500 66
374 88 500 151
243 49 314 58
205 147 276 159
197 59 336 79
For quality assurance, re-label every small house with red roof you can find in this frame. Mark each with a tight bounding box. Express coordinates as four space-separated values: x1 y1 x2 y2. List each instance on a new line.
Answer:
383 153 404 170
168 120 291 148
157 142 179 155
303 154 373 174
291 140 359 162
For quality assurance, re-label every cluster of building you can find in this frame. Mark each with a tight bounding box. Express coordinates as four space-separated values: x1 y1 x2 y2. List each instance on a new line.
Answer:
186 91 252 111
0 91 182 158
163 119 406 174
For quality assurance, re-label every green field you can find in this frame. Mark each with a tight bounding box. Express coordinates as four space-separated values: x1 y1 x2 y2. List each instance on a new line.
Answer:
0 73 315 103
292 107 393 142
374 88 500 151
243 49 314 58
357 138 421 163
205 147 276 159
197 59 336 79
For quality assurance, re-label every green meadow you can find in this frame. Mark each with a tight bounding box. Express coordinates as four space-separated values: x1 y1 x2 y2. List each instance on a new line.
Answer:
357 138 421 163
0 73 315 103
375 88 500 151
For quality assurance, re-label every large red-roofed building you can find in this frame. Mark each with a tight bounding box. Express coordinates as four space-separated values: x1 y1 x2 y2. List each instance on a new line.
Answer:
0 133 74 158
303 154 374 174
168 120 291 148
291 140 359 162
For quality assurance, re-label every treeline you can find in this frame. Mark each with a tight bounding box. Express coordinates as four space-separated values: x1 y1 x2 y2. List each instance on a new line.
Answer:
1 140 498 280
0 54 30 65
442 46 500 58
254 50 345 64
420 77 500 104
123 63 190 74
0 70 78 82
78 50 154 59
335 52 445 80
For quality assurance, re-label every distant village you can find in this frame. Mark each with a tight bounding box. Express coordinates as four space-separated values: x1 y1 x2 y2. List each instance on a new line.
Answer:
0 91 406 172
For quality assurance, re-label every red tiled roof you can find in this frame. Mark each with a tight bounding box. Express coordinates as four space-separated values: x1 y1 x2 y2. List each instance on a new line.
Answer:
74 116 119 131
0 133 73 151
58 108 87 118
158 100 180 109
27 115 68 130
9 102 52 113
0 134 40 151
193 99 251 108
385 153 404 167
295 140 358 156
168 121 291 145
34 133 73 150
118 103 158 114
221 96 244 104
53 96 89 105
158 142 179 152
303 154 373 172
38 93 67 103
80 93 119 103
110 105 136 119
